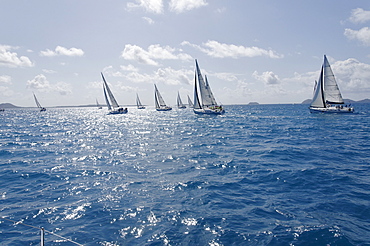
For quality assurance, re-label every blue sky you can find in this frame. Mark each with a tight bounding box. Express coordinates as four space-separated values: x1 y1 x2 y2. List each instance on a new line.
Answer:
1 0 370 107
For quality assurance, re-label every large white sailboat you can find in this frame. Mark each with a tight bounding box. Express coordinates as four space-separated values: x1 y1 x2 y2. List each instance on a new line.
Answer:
193 60 224 115
33 93 46 112
136 93 145 109
101 73 127 114
310 55 354 113
177 92 186 109
154 84 172 111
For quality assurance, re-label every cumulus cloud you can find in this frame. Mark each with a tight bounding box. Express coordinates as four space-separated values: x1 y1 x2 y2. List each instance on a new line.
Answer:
27 74 51 91
0 75 12 84
349 8 370 24
169 0 208 13
344 27 370 46
182 40 283 59
252 71 281 85
121 44 192 65
0 45 34 68
331 58 370 93
26 74 72 95
127 0 164 14
40 46 84 57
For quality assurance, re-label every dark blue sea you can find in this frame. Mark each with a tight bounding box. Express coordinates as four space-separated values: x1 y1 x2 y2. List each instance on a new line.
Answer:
1 104 369 246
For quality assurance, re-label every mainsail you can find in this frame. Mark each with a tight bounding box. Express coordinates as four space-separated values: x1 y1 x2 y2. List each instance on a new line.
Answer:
136 93 145 109
195 60 218 107
101 73 120 109
177 92 186 108
322 55 344 104
154 84 167 108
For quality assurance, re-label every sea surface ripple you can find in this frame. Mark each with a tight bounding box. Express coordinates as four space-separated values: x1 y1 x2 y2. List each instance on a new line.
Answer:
0 104 369 245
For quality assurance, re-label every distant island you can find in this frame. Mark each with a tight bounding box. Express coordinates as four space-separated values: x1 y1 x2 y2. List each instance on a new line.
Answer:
248 102 259 105
0 103 21 108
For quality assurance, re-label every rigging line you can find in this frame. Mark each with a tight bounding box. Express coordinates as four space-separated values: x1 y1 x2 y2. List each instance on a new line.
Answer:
0 216 84 246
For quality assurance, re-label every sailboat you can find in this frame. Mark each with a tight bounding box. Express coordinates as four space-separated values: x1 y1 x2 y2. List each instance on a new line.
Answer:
101 73 128 114
309 55 354 113
33 93 46 112
96 99 102 109
136 93 145 109
177 92 186 109
193 60 224 115
154 84 172 111
187 95 194 108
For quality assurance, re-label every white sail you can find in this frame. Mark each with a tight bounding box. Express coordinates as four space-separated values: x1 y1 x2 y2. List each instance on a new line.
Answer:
177 92 186 108
136 93 145 109
101 73 120 109
103 86 112 110
195 60 216 107
310 68 325 108
323 55 344 104
154 84 167 108
187 95 194 107
205 75 217 106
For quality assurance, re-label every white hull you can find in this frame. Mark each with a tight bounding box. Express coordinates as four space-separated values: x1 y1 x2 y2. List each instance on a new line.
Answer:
156 106 172 111
194 106 224 115
108 108 128 114
309 106 354 113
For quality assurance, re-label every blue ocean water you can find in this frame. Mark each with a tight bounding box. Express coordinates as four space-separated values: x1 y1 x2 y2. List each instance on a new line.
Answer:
0 104 369 246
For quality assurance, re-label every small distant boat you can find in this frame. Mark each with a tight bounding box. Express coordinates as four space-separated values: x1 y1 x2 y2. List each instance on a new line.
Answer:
33 93 46 112
101 73 128 114
136 93 145 109
154 84 172 111
193 60 224 115
96 99 102 109
309 55 354 113
187 95 193 108
177 92 186 109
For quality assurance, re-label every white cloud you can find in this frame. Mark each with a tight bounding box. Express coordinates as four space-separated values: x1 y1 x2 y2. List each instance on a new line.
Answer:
121 44 192 65
169 0 208 13
0 75 12 84
27 74 51 91
26 74 72 95
331 58 370 93
0 86 14 97
349 8 370 24
252 71 281 85
40 46 84 57
182 40 283 59
142 16 155 24
344 27 370 46
0 45 34 68
127 0 164 14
